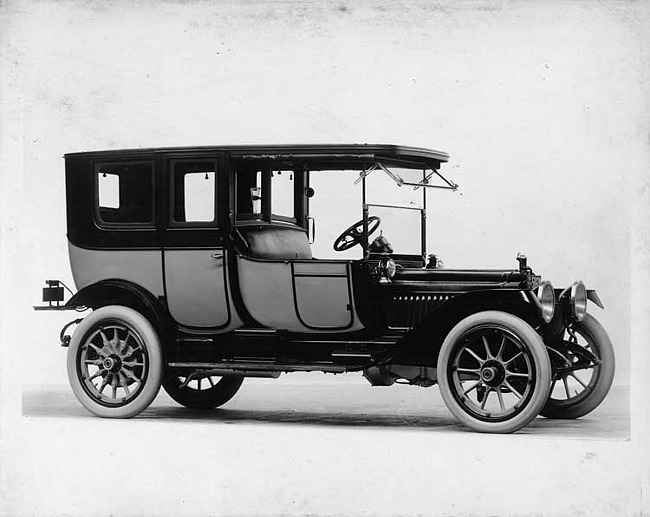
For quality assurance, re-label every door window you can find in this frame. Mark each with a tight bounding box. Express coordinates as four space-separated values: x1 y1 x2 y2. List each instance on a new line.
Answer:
171 161 218 225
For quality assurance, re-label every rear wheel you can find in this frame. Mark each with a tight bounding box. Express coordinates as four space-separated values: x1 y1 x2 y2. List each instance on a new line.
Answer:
437 311 552 433
67 305 163 418
541 314 615 419
163 372 244 409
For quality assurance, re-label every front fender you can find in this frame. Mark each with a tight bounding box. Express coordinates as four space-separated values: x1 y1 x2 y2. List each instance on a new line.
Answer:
587 290 604 309
394 289 541 366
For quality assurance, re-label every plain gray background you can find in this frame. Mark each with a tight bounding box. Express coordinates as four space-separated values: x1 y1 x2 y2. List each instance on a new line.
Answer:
1 1 648 516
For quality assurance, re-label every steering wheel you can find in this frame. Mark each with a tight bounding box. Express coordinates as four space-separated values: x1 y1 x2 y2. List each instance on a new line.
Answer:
333 216 381 252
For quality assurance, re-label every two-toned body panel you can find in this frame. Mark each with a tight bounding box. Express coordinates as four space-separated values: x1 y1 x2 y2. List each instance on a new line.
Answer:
237 256 364 333
69 242 164 296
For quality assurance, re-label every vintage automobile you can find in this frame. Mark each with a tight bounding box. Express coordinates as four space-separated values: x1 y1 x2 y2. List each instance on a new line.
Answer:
35 144 615 433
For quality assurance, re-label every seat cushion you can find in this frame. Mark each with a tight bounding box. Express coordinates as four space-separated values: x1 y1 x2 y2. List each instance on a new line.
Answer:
238 226 312 260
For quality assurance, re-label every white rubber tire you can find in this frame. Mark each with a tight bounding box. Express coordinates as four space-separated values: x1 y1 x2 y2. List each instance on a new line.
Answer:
67 305 163 418
437 311 552 433
541 314 615 419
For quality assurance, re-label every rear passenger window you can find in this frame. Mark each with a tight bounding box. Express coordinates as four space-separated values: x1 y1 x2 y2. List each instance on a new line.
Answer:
96 162 154 225
98 172 120 209
172 160 218 225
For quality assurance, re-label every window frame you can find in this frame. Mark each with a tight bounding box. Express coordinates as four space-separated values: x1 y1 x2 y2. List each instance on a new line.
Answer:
234 164 300 226
235 167 267 223
169 159 220 228
94 160 156 229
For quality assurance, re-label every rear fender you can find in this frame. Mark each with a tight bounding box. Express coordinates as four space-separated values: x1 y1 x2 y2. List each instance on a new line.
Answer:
395 289 541 366
66 279 173 348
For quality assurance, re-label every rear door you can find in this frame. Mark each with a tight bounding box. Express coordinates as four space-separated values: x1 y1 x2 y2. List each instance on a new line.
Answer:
162 153 232 328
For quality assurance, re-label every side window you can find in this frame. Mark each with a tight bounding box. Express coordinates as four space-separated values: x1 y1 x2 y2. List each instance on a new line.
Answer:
172 161 217 225
233 161 302 225
98 172 119 209
96 162 154 225
236 167 264 221
271 169 295 220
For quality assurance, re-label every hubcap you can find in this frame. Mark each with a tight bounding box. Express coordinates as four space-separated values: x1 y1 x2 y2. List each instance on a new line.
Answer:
480 367 496 381
102 356 123 373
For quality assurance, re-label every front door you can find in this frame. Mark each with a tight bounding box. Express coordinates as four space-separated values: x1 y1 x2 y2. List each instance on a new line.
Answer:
162 155 231 328
292 260 354 329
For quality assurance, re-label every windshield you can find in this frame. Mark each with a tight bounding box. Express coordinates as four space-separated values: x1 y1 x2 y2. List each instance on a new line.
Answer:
366 166 426 254
309 165 428 260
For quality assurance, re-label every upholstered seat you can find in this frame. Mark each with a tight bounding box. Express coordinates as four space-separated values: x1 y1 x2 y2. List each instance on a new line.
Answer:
237 226 312 260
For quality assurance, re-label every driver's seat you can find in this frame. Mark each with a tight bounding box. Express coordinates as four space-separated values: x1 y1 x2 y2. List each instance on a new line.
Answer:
237 226 312 260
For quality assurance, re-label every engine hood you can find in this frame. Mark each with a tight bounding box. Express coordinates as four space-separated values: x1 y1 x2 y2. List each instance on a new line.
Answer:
392 268 528 290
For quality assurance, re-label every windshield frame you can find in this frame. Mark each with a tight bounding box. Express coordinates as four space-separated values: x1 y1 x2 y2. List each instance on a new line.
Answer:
360 165 429 260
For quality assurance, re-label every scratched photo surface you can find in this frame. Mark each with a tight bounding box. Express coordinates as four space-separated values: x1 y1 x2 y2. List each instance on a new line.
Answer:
0 1 648 516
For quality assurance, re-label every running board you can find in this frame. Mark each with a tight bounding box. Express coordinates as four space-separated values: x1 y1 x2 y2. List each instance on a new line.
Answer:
233 328 278 337
176 329 405 348
291 339 401 347
167 361 348 374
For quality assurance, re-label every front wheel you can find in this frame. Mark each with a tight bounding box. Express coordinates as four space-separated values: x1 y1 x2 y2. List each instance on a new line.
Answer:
541 314 615 419
437 311 552 433
67 305 163 418
163 372 244 409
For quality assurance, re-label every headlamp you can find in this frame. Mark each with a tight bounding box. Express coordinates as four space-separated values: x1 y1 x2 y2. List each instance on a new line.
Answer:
569 281 588 322
536 281 555 323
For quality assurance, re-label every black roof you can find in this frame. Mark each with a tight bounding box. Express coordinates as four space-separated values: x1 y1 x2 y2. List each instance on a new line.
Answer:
64 144 450 164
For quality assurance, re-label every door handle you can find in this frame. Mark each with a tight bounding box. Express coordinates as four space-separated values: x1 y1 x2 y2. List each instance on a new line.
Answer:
210 252 223 259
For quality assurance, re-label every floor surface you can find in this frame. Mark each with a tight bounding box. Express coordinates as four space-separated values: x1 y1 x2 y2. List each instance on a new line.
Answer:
22 375 630 439
4 377 634 517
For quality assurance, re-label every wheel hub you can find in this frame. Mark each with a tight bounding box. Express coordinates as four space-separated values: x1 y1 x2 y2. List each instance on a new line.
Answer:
480 360 505 387
102 355 122 373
